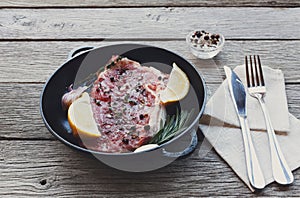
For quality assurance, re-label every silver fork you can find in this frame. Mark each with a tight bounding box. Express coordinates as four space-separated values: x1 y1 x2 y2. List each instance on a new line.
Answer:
245 55 294 185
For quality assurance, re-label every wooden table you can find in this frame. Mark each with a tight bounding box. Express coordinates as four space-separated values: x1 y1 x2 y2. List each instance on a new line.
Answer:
1 0 300 196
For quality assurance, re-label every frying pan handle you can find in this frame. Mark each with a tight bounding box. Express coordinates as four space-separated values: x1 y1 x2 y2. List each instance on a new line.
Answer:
68 46 95 60
162 130 198 158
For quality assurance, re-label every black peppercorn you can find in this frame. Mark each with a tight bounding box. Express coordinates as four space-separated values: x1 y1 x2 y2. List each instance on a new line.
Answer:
129 101 137 106
139 114 144 120
204 35 209 40
96 100 101 106
141 89 146 95
104 130 112 134
195 31 202 38
119 68 126 75
122 138 129 144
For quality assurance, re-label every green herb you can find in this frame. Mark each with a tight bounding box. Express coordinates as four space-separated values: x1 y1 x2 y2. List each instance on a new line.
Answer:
144 125 151 131
106 56 123 69
124 94 129 102
149 109 194 145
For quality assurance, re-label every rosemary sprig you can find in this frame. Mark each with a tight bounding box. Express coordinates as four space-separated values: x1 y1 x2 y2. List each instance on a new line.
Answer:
149 109 194 145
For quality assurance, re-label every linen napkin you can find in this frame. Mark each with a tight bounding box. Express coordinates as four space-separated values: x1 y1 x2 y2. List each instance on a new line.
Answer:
202 66 290 132
199 66 300 191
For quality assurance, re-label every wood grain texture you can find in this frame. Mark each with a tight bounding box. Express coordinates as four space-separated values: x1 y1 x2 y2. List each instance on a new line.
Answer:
0 8 299 39
1 0 299 196
1 139 300 197
1 0 299 7
0 40 299 83
0 84 54 140
1 83 300 140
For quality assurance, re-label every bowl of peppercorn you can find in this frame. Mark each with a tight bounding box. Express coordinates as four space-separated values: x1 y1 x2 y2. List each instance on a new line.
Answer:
186 30 225 59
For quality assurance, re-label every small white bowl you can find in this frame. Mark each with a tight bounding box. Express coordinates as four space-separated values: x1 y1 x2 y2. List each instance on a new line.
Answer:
186 30 225 59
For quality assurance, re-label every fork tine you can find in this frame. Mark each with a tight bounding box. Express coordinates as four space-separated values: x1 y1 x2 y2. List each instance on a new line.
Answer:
257 55 265 86
254 55 260 86
249 56 255 86
245 56 251 87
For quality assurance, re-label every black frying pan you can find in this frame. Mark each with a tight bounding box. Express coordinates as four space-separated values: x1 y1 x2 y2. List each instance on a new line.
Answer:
40 44 206 172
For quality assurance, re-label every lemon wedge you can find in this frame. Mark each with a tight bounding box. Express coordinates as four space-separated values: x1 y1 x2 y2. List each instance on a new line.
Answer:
160 63 190 103
68 92 101 138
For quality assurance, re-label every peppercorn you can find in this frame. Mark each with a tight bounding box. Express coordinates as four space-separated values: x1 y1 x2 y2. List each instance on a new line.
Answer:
139 114 144 120
204 35 209 40
195 31 202 38
212 40 218 45
119 68 127 75
122 138 129 144
141 89 146 95
129 100 137 106
104 130 111 134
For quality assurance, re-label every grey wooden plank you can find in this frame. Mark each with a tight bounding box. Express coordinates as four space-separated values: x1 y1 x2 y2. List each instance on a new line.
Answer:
0 83 54 140
1 83 300 140
0 8 299 39
1 0 299 7
0 139 300 197
0 40 299 83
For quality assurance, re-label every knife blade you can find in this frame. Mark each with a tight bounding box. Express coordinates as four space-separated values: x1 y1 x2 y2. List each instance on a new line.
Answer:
224 66 266 189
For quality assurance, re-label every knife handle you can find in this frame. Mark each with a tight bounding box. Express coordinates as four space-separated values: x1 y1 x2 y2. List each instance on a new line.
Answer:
239 116 266 189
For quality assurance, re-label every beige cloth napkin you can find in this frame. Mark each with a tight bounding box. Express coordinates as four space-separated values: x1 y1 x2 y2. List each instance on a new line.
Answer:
203 66 290 132
199 66 300 191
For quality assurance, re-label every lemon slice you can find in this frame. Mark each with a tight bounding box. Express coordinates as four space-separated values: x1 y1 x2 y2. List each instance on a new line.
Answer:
160 63 190 103
68 92 101 138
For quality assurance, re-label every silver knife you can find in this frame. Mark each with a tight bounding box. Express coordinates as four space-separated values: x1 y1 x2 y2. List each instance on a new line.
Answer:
224 66 266 189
